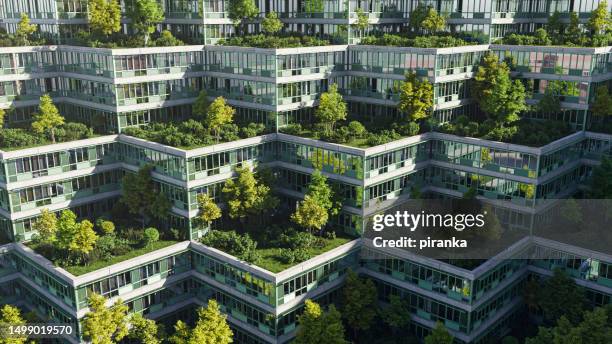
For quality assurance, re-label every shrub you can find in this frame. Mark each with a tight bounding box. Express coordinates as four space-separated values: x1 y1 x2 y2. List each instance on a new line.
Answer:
347 121 366 138
334 126 350 143
278 248 311 264
96 219 115 235
200 230 261 264
240 123 266 138
281 123 303 135
143 228 160 247
55 122 94 142
153 30 184 47
394 121 420 136
0 129 43 148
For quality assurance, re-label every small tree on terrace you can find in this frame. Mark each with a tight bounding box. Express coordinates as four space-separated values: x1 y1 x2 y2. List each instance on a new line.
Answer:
121 165 170 227
315 83 347 134
33 208 58 244
291 195 329 233
228 0 259 35
81 293 129 344
408 4 429 33
68 220 98 260
205 97 235 142
32 94 64 143
127 0 164 45
473 53 527 127
192 90 210 119
14 13 37 46
547 11 565 43
262 11 283 34
88 0 122 36
422 7 446 33
353 8 369 35
55 210 79 252
222 166 278 221
398 72 433 122
0 108 5 128
197 193 222 228
587 0 611 35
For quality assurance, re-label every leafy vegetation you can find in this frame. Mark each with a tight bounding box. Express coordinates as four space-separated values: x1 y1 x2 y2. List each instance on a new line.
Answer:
360 33 472 48
294 300 348 344
498 4 612 47
438 116 572 146
169 300 233 344
218 34 330 48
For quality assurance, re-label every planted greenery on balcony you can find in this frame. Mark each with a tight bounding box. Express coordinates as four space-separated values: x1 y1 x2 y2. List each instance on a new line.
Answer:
217 34 330 48
196 167 357 273
360 34 474 48
0 95 97 150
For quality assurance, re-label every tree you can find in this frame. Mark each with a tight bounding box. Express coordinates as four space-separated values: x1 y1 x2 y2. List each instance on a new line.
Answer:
82 293 129 344
153 30 184 46
379 295 410 334
590 158 612 198
592 85 612 118
127 0 164 45
143 228 160 247
587 0 611 35
88 0 121 36
421 8 446 33
398 72 433 121
192 90 210 119
0 108 5 128
128 313 161 344
197 193 222 228
538 81 561 114
33 209 57 244
169 300 233 344
342 269 377 337
537 269 586 324
353 8 369 34
526 307 612 344
14 13 37 46
547 11 565 44
473 53 527 127
205 97 235 142
120 165 162 227
0 305 27 344
294 300 347 344
68 220 98 258
55 210 79 251
408 4 429 33
32 94 64 143
315 84 347 133
291 195 329 233
222 166 278 220
566 12 583 45
424 322 454 344
262 11 283 34
228 0 259 35
190 300 233 344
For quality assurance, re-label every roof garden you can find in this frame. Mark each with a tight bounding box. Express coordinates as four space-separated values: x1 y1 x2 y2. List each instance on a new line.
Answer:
495 29 612 48
0 121 98 151
122 120 268 150
217 34 331 49
359 34 477 48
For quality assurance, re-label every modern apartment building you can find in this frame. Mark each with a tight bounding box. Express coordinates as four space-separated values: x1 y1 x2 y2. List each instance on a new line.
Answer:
0 1 611 344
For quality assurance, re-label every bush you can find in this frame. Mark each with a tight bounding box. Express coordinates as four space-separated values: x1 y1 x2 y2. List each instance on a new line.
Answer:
361 34 472 48
200 230 261 264
96 219 115 235
348 121 366 138
55 122 94 142
240 123 266 138
153 30 184 47
0 129 43 148
393 121 420 136
278 248 311 264
218 34 329 48
281 123 303 135
143 228 160 247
